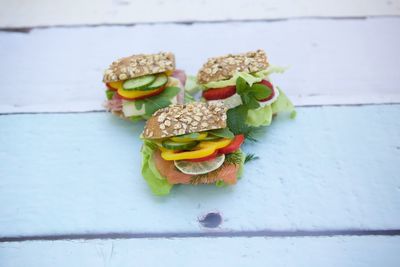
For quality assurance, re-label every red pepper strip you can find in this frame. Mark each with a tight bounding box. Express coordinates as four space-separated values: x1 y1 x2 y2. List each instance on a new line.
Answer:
218 134 245 154
181 135 244 163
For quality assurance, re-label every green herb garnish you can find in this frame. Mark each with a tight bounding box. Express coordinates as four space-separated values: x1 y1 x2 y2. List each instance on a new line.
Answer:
225 150 244 165
226 77 274 140
244 153 259 164
133 86 180 118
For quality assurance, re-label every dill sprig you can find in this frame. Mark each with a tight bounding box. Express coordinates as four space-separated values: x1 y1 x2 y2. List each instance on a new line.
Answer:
244 153 259 164
190 151 244 185
225 150 244 165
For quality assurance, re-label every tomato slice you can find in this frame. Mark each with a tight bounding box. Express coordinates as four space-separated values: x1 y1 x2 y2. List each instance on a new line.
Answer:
257 80 275 102
186 151 219 162
117 85 166 100
202 86 236 100
218 134 245 154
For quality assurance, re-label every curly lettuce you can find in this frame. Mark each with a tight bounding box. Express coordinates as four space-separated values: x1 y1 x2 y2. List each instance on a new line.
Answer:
246 105 273 127
202 66 288 89
141 141 172 196
185 75 203 95
271 87 297 119
245 88 296 127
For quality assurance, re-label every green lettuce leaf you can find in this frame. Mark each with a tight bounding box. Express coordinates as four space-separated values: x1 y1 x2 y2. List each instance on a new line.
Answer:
246 105 273 127
184 91 196 103
215 180 227 187
141 141 173 196
203 72 262 89
130 115 144 122
271 87 296 119
245 88 296 126
133 87 180 119
185 75 203 95
237 149 245 179
202 66 286 89
253 65 288 78
105 90 115 100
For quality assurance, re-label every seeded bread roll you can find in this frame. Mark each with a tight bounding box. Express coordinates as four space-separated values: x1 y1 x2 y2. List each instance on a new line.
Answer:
197 49 269 84
103 52 175 83
142 102 227 139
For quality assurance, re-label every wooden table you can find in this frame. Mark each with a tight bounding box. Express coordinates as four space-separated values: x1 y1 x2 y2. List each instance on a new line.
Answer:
1 1 400 266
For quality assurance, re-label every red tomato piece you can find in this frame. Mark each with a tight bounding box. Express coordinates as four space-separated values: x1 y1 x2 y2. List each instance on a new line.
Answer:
257 80 275 102
202 86 236 100
186 150 219 162
218 134 245 155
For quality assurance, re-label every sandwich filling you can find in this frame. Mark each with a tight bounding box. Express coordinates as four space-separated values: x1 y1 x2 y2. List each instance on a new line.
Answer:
197 50 295 129
141 102 245 195
103 52 184 121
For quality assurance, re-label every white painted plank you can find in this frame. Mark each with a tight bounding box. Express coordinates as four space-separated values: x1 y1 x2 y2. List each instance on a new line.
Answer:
1 18 400 113
1 236 400 267
1 0 400 28
0 105 399 236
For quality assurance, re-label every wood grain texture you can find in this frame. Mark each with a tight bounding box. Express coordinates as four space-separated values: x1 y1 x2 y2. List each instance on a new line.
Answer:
1 0 400 28
1 18 400 113
0 105 399 236
1 236 400 267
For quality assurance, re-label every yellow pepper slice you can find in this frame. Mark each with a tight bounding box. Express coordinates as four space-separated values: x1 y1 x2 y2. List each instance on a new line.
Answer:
117 87 162 99
161 138 232 161
107 81 124 90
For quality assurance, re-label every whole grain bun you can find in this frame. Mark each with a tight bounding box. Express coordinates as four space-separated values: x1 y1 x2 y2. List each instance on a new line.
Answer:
142 102 227 139
197 49 269 84
103 52 175 83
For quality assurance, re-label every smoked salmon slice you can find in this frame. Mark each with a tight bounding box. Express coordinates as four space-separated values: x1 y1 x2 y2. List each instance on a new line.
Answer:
153 150 239 185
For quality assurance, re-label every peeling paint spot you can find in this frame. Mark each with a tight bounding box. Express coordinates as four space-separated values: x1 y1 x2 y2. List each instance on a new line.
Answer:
199 212 222 228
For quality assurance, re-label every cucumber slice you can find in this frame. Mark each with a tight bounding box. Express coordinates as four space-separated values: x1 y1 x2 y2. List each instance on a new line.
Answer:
202 135 222 141
122 75 156 90
174 154 225 175
147 74 168 90
170 132 208 142
162 140 199 151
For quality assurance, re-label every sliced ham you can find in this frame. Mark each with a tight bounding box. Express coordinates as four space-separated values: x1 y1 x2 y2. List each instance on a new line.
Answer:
172 69 187 87
153 150 239 185
104 93 123 112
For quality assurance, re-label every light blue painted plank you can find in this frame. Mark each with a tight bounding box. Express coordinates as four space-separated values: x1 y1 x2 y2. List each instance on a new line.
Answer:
0 105 399 236
1 236 400 267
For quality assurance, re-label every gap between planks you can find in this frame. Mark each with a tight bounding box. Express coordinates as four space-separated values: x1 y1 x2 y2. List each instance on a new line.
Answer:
1 229 400 243
0 15 392 33
1 103 399 116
